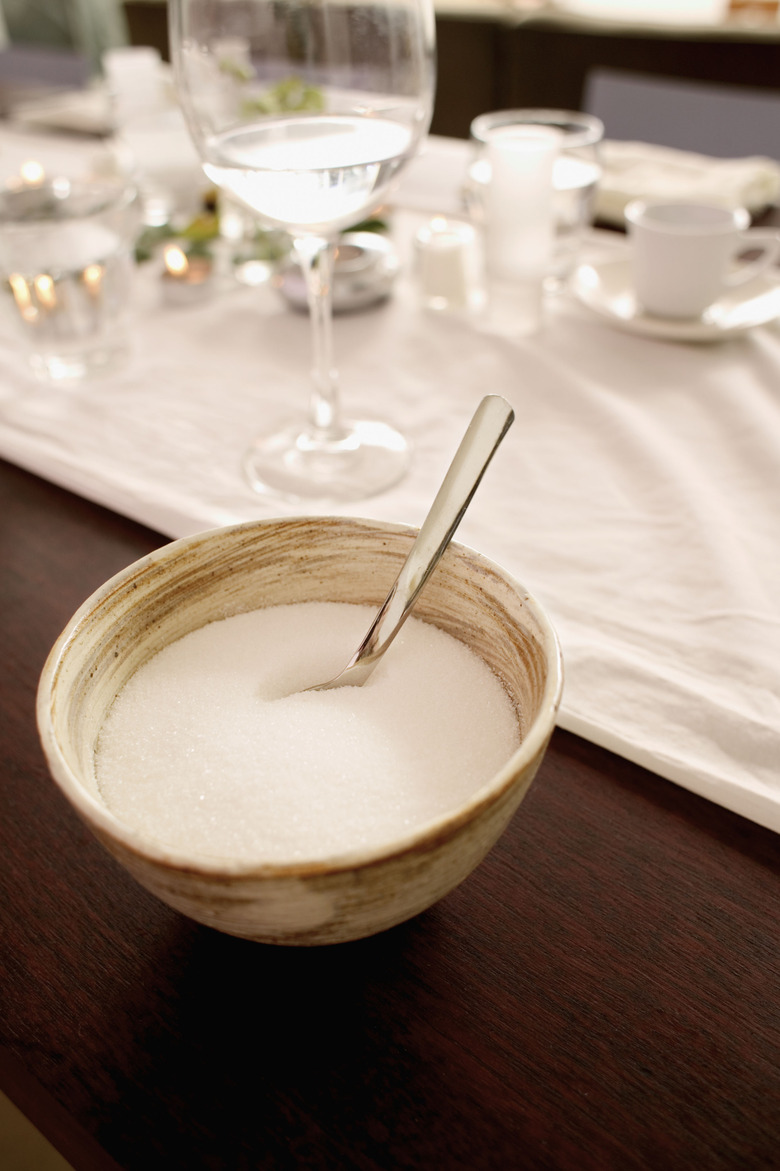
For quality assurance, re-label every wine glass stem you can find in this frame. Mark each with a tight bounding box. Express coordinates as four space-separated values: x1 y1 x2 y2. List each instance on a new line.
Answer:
294 236 343 441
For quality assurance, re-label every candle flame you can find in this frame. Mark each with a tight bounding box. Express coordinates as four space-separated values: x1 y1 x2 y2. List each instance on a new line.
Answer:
9 274 38 322
20 160 45 187
83 263 104 296
164 245 189 277
34 273 57 310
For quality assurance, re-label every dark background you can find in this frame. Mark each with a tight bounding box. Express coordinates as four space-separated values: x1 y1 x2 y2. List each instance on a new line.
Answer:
123 2 780 138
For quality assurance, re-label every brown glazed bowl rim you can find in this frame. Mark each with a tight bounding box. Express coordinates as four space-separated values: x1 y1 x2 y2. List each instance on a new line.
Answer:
37 516 563 880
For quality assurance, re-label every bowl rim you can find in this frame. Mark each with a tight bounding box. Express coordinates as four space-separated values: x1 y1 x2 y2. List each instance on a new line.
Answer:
36 515 563 879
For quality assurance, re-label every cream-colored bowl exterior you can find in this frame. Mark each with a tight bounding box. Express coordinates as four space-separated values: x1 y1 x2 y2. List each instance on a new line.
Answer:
37 517 563 945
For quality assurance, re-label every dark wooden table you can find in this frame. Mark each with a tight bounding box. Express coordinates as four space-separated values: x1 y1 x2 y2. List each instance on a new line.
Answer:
1 455 779 1171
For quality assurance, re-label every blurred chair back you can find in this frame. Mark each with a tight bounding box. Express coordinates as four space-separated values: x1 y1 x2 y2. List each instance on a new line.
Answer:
1 0 127 75
0 45 90 89
583 68 780 160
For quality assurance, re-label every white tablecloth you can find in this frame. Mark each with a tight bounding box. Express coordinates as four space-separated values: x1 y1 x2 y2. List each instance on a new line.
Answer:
2 134 780 833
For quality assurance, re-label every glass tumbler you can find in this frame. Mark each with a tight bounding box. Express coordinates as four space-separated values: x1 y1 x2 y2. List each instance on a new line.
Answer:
0 177 138 383
469 108 604 291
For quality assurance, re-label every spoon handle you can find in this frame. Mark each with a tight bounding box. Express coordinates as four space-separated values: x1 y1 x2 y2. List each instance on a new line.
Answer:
319 395 514 690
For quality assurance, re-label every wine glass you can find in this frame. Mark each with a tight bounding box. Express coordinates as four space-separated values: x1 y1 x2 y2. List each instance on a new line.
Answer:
169 0 436 502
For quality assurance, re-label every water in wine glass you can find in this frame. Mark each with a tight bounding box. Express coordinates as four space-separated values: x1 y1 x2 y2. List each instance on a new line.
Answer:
204 116 414 235
170 0 435 503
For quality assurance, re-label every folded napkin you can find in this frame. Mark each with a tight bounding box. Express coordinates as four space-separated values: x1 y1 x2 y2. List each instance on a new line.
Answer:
595 139 780 226
10 87 113 137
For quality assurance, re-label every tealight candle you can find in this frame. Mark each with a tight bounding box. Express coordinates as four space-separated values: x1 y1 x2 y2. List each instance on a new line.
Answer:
274 231 399 313
414 216 483 313
2 161 49 217
161 243 214 305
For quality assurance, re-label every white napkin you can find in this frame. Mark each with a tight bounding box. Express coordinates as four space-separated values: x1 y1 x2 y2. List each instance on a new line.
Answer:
9 87 113 137
596 139 780 225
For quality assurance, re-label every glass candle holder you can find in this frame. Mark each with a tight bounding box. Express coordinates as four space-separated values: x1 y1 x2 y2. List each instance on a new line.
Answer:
470 108 604 292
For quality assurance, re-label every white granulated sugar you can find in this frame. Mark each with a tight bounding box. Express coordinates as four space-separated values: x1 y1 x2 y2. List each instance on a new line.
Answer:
95 602 520 863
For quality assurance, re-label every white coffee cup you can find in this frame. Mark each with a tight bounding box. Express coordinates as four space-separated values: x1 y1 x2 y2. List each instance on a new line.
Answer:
625 200 780 319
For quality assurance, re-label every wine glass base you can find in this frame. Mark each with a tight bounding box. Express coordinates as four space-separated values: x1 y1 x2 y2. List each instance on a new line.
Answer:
243 419 410 503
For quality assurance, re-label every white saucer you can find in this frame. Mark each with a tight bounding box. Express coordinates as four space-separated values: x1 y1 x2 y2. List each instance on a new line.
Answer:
571 254 780 342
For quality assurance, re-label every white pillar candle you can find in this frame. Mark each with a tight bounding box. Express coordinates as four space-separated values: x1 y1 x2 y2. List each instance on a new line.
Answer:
482 126 559 337
485 128 557 277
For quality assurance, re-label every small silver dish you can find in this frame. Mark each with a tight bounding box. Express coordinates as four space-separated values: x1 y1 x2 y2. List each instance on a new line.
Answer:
274 231 400 314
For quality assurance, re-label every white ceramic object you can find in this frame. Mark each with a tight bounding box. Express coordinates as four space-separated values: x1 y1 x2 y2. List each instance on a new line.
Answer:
37 516 563 947
550 0 727 26
571 253 780 341
624 200 780 319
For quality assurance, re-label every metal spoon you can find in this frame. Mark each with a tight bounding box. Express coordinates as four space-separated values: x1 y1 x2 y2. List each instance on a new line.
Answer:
307 394 515 692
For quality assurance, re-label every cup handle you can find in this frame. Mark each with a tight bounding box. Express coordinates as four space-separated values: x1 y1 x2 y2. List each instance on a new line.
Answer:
727 229 780 289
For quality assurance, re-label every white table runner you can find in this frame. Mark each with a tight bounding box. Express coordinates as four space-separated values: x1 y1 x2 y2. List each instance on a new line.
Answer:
2 134 779 833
